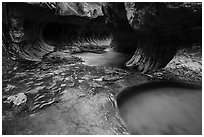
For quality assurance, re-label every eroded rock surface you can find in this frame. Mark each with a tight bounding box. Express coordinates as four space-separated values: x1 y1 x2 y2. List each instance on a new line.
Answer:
2 2 202 135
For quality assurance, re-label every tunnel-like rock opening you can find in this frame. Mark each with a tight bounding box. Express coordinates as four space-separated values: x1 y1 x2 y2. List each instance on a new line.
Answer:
3 2 202 74
3 2 110 64
42 16 110 47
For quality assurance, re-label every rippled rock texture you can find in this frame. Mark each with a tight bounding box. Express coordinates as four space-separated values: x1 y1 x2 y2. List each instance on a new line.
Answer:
2 2 109 64
2 2 202 74
2 2 202 135
3 62 135 134
103 2 201 73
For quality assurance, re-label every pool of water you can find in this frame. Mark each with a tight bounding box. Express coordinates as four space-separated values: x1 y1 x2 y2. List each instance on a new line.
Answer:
72 50 132 69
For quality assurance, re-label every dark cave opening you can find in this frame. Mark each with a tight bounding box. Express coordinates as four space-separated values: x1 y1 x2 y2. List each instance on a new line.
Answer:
43 23 81 44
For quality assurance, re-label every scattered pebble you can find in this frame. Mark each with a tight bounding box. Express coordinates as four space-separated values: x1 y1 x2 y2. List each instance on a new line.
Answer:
61 73 66 76
78 80 84 83
93 77 103 82
61 84 66 87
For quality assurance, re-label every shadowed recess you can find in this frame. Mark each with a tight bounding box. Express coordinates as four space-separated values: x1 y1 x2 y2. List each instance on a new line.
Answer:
3 2 110 62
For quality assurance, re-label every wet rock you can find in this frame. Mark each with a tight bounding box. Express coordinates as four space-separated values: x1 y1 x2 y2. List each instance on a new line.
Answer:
2 38 201 135
5 93 27 106
43 51 83 65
